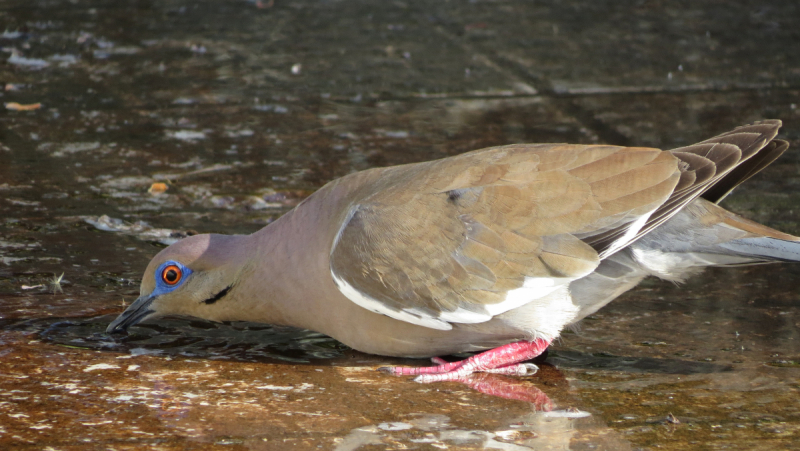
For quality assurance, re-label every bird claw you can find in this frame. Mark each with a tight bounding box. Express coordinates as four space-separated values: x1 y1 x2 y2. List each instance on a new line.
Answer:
411 363 538 383
378 339 550 380
485 363 539 376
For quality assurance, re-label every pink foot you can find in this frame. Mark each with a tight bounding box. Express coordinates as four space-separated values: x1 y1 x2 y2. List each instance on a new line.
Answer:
378 339 550 383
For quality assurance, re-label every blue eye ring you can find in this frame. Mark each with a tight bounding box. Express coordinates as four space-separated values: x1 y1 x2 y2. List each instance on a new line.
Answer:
154 260 193 294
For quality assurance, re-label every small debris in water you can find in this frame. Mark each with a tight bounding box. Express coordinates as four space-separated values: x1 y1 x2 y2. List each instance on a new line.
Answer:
7 52 49 69
666 413 680 424
166 130 207 141
5 102 41 111
83 215 187 245
83 364 120 372
1 29 24 39
21 284 44 290
147 182 168 194
379 422 413 431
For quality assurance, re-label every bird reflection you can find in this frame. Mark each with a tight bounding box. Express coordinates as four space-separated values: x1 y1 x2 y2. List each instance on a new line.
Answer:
454 372 554 409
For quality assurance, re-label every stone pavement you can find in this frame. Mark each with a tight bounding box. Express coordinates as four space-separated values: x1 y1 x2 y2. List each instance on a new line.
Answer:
0 1 799 449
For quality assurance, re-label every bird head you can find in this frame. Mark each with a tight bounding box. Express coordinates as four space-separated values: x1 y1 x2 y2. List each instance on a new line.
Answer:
106 233 247 333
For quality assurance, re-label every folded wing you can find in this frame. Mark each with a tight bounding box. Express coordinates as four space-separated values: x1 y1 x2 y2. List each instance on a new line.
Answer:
330 120 782 330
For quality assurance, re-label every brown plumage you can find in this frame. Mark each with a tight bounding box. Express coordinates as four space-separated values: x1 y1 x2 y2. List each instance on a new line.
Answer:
107 120 798 381
329 121 783 329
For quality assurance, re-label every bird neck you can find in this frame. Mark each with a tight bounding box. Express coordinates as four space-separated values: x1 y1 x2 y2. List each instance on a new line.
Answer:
230 179 358 330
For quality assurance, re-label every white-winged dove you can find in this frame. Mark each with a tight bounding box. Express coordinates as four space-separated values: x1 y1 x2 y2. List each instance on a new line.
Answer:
108 120 798 382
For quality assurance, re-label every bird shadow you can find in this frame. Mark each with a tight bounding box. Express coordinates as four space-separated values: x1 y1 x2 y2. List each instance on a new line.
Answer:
8 315 347 363
5 315 730 405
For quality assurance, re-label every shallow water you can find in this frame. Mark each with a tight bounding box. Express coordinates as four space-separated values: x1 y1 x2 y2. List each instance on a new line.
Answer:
1 1 800 449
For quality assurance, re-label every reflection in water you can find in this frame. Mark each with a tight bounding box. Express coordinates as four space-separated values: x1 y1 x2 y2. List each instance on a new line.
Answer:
334 411 620 451
457 373 554 409
20 315 642 449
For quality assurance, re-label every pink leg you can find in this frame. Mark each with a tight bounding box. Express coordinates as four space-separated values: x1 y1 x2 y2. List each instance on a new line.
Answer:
429 356 533 376
378 339 550 383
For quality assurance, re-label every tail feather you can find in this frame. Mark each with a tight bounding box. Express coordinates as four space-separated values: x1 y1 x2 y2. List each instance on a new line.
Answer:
719 237 800 263
592 119 783 258
629 197 800 281
702 139 790 204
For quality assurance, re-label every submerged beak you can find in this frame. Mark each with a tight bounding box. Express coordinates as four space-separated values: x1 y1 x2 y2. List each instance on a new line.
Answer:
106 294 156 333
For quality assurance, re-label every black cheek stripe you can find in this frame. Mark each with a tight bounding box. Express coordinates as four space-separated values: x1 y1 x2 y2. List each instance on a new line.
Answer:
203 285 233 305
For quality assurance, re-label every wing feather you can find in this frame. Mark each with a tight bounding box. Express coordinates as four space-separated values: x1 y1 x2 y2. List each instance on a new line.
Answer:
330 143 680 328
329 121 782 329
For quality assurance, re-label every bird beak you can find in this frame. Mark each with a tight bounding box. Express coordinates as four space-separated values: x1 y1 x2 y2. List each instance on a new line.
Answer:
106 294 156 333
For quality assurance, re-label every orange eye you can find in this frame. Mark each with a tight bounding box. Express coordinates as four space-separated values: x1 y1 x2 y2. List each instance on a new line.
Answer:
161 265 182 285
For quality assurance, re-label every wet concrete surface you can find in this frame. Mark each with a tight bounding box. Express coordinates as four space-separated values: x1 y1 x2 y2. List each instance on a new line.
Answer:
1 0 800 449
